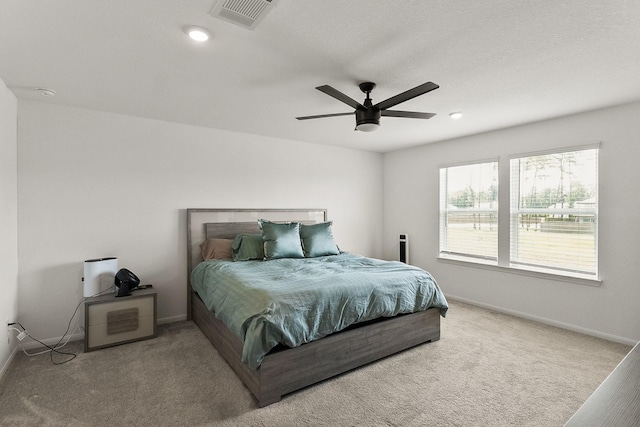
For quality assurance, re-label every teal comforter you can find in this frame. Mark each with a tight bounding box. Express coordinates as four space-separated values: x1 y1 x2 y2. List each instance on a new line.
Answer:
191 253 448 370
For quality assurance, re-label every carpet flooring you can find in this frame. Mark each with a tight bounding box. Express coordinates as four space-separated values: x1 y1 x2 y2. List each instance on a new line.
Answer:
0 300 631 426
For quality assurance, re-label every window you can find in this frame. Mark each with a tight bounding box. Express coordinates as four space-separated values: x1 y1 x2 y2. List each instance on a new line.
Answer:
439 161 499 261
510 147 598 276
438 145 599 281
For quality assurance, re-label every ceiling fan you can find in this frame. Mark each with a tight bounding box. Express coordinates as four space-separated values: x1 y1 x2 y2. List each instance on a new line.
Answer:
296 81 439 132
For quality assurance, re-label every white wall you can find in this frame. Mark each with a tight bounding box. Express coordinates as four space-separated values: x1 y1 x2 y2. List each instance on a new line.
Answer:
17 100 383 341
0 78 19 375
16 98 640 347
384 101 640 344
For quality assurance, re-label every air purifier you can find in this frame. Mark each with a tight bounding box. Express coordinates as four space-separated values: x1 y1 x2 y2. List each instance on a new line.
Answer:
83 257 118 297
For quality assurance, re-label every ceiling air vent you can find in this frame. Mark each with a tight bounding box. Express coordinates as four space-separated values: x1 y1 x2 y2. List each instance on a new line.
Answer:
209 0 279 30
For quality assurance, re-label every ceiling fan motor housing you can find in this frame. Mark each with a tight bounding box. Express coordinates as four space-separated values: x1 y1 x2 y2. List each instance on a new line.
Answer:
356 106 381 127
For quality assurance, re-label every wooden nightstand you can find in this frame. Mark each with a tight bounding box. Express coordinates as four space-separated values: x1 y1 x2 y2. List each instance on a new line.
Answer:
84 288 157 352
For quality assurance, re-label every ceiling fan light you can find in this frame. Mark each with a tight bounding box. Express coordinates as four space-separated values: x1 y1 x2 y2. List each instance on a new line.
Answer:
356 122 380 132
355 107 381 132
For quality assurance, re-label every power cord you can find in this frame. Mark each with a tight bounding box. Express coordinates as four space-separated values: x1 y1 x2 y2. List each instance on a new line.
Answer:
8 287 115 365
9 322 77 364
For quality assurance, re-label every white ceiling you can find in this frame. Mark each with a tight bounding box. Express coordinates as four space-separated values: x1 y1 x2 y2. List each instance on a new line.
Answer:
2 0 640 153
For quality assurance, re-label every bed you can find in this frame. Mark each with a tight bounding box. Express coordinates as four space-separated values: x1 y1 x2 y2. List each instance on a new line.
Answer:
186 208 447 407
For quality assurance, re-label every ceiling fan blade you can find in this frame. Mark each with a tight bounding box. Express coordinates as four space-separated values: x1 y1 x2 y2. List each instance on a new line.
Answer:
374 82 439 111
296 112 354 120
381 110 436 119
316 85 365 110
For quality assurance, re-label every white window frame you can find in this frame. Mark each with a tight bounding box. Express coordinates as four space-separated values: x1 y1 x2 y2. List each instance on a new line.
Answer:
509 145 599 278
439 159 499 264
437 144 600 285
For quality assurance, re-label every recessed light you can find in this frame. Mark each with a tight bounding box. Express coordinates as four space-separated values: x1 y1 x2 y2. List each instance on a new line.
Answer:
185 26 211 42
36 88 56 97
449 112 463 119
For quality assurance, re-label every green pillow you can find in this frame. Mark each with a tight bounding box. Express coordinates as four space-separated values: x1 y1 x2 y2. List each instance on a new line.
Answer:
258 220 304 260
231 234 264 261
300 221 340 257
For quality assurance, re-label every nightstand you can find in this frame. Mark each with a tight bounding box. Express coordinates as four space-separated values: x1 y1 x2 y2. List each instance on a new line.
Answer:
84 288 157 352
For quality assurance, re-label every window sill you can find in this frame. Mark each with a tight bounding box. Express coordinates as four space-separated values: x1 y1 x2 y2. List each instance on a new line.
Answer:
437 255 601 287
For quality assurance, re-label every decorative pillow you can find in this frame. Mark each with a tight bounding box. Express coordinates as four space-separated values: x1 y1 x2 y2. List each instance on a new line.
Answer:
200 238 233 260
300 221 340 257
258 219 304 260
231 234 265 261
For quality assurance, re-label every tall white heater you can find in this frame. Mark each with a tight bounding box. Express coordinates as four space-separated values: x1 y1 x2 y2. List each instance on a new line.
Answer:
83 257 118 297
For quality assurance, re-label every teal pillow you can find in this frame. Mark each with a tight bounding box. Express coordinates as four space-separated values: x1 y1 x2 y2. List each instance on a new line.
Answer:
300 221 340 257
231 234 264 261
258 220 304 260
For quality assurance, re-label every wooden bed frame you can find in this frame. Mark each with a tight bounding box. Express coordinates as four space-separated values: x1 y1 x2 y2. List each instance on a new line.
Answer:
186 208 441 407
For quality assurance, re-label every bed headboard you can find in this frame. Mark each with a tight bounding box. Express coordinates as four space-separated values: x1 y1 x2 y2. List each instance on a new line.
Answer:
186 208 327 319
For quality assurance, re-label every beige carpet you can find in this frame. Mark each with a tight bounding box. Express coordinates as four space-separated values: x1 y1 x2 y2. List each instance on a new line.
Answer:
0 300 630 426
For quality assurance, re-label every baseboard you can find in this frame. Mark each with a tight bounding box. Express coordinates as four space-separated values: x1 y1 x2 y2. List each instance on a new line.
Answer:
0 345 19 382
446 294 638 347
19 331 84 351
158 314 187 325
15 314 188 352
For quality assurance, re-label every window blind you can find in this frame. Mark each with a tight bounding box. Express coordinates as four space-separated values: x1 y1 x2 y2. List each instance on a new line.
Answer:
439 161 499 261
509 147 598 276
